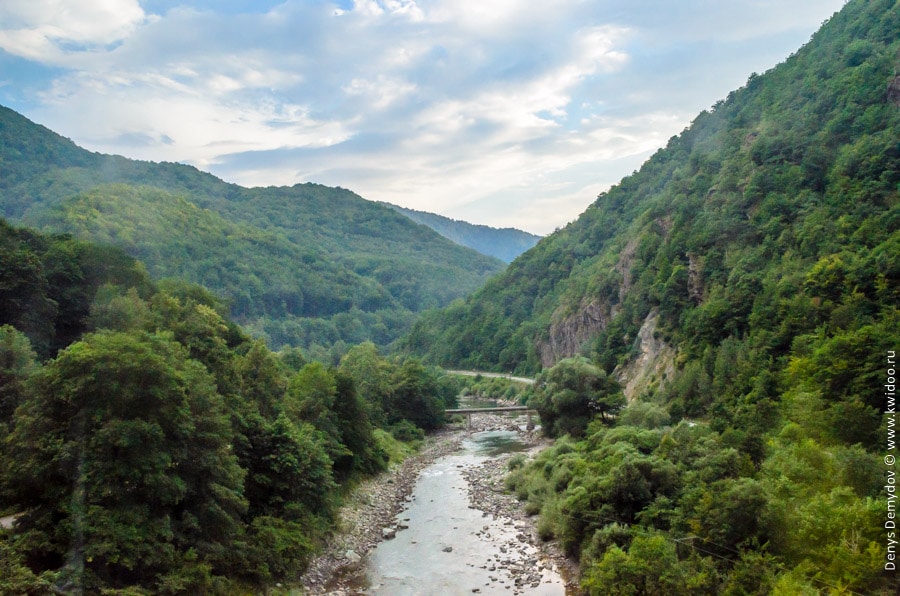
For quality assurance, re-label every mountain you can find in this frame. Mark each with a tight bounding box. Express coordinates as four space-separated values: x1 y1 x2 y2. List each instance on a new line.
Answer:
382 203 541 262
405 0 899 377
0 106 505 351
402 1 899 592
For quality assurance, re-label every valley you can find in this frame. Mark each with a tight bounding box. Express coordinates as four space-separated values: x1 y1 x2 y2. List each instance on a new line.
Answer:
0 0 898 594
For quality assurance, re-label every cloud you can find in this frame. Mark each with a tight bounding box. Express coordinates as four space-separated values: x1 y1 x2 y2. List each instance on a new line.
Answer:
3 0 846 233
0 0 147 63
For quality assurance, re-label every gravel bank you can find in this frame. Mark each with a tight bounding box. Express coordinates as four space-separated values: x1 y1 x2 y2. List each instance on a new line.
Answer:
298 414 580 595
460 431 581 595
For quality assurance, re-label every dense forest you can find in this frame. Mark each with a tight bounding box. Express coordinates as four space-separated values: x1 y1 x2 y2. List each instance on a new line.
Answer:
383 202 542 263
0 219 462 593
404 0 900 593
0 111 504 354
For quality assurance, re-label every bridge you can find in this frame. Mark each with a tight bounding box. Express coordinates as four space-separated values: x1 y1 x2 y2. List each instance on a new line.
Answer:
444 405 536 429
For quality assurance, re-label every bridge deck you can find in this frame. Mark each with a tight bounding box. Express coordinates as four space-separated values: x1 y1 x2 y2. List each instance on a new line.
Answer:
445 406 532 414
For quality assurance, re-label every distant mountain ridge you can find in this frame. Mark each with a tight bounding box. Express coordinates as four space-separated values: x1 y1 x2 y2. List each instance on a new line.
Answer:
0 105 505 351
381 203 541 262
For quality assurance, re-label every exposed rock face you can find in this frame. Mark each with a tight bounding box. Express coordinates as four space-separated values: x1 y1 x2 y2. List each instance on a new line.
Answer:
615 237 640 301
653 216 673 238
536 217 676 369
536 217 676 370
889 74 900 106
537 299 614 368
536 288 676 400
613 309 676 401
687 253 704 304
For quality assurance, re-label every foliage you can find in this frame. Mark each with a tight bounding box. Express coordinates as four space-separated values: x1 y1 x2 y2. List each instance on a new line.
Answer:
384 359 448 431
530 357 624 437
0 1 897 593
457 374 531 404
0 538 52 596
0 218 152 357
0 325 36 434
284 363 387 480
5 330 246 592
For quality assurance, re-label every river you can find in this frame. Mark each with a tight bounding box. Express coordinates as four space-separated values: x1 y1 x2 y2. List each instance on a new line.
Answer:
358 428 568 595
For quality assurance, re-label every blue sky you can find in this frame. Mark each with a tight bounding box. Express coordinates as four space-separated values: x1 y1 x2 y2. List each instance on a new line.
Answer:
0 0 845 234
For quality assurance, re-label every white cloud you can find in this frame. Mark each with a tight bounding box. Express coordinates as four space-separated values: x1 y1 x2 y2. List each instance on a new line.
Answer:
34 70 353 171
3 0 848 233
428 0 580 34
0 0 146 62
347 0 424 20
343 75 418 110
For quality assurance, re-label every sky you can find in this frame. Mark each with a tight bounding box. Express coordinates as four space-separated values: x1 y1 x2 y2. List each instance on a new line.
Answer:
0 0 846 234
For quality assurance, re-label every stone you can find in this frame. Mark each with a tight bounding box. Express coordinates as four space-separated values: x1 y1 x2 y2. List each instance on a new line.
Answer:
382 527 396 540
345 550 361 564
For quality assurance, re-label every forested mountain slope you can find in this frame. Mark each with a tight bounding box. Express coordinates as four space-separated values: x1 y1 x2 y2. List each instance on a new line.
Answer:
404 1 900 592
0 108 504 351
406 0 899 378
383 202 542 262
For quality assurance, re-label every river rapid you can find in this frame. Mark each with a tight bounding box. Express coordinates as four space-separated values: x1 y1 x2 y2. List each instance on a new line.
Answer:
299 412 576 595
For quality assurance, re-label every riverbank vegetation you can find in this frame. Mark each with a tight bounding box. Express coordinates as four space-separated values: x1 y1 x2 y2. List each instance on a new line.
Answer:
0 220 459 594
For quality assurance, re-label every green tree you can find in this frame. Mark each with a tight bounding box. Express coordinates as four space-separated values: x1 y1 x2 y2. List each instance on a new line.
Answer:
240 414 335 522
331 371 387 476
531 357 625 438
5 331 245 592
0 539 51 596
284 362 348 466
339 341 393 425
235 339 288 420
85 285 151 332
0 325 37 431
676 477 769 556
582 533 690 595
0 237 56 352
386 359 446 431
284 362 385 479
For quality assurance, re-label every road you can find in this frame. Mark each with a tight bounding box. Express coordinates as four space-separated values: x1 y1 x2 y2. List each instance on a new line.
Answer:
444 370 535 385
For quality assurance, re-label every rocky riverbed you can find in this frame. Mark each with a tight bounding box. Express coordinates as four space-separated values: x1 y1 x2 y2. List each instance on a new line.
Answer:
298 414 580 595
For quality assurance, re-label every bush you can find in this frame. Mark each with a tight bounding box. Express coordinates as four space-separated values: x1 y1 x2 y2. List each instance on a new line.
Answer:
388 420 425 442
508 453 527 471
